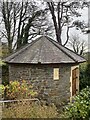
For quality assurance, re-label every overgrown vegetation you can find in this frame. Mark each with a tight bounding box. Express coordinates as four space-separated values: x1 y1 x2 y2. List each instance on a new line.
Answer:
61 87 90 119
1 81 59 118
2 64 9 86
2 101 59 118
2 87 90 118
0 84 5 98
80 62 90 90
2 80 37 100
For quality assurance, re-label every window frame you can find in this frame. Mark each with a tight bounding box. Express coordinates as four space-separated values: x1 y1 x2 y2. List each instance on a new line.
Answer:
53 68 59 80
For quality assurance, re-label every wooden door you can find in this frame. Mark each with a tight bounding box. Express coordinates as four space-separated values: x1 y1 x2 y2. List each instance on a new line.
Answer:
72 68 78 96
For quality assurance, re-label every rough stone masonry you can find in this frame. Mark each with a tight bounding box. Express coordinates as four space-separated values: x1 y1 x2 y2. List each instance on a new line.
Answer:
9 63 72 105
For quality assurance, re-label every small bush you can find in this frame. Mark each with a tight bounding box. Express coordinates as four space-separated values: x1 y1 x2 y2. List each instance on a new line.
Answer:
4 80 37 100
61 87 90 119
0 84 5 98
80 63 90 90
2 64 9 86
2 101 59 118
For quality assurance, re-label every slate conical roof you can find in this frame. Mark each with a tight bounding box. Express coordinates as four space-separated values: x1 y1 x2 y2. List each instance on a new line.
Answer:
4 36 86 64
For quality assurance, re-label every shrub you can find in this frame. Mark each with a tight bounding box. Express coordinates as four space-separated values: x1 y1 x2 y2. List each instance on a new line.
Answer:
0 84 5 98
4 80 37 100
2 64 9 86
80 62 90 90
61 87 90 118
2 101 59 118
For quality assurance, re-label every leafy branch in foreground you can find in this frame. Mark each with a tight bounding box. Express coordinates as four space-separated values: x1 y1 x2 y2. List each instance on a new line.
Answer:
61 87 90 118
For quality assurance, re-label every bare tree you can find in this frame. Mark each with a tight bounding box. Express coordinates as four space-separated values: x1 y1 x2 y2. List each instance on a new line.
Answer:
0 0 89 54
31 9 54 37
0 1 53 53
69 34 87 55
47 0 89 45
0 1 42 52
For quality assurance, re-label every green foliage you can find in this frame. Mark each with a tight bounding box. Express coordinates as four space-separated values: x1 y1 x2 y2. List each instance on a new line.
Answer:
0 84 5 98
61 87 90 118
2 64 9 86
0 60 6 66
4 80 37 100
0 43 9 58
2 101 59 118
80 62 90 89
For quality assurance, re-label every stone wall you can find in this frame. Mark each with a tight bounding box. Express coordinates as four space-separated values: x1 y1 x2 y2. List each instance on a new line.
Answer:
9 63 75 105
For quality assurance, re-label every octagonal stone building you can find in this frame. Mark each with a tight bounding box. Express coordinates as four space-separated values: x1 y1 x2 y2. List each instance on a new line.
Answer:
4 36 86 105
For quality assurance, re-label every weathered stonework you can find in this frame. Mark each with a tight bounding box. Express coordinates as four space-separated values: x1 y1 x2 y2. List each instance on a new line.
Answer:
9 63 76 105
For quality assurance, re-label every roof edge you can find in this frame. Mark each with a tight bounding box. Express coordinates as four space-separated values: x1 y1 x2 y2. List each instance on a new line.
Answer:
3 36 43 63
46 36 86 63
46 36 78 63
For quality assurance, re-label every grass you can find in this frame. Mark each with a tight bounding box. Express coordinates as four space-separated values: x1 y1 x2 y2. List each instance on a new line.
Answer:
2 101 60 118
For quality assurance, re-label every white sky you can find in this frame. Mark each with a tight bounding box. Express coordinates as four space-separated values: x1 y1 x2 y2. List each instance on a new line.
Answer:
61 7 88 51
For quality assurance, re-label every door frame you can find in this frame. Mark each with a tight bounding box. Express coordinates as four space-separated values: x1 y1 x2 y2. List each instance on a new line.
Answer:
70 65 79 101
